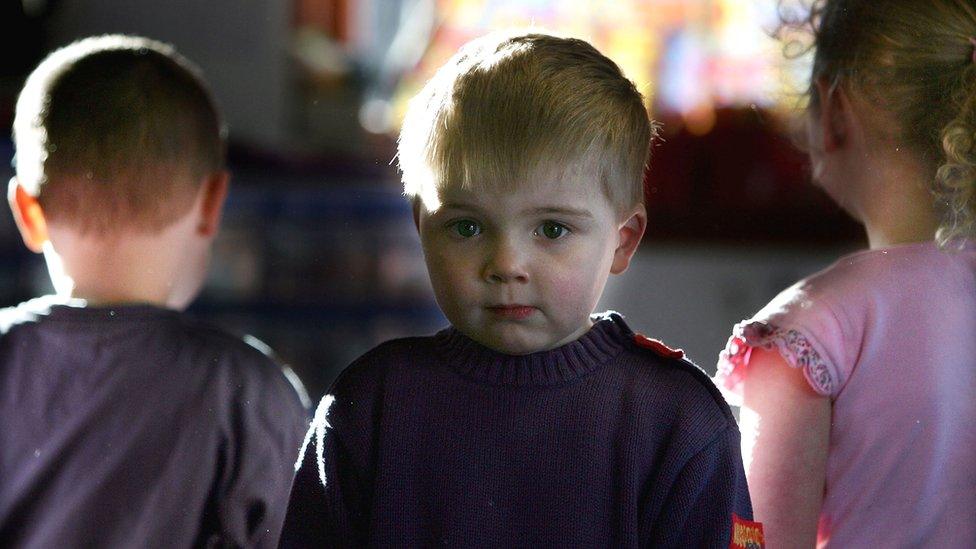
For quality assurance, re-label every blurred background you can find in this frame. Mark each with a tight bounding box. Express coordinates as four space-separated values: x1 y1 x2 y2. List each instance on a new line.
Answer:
0 0 861 401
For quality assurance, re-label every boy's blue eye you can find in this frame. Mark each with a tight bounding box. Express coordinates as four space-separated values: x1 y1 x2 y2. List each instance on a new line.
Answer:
538 221 568 239
453 219 481 238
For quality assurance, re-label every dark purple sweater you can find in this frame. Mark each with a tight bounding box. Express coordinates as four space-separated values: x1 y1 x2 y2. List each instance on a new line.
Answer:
281 313 752 547
0 297 309 548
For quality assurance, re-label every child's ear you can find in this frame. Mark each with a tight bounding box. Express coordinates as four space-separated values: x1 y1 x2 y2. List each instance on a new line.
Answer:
196 170 230 237
610 204 646 275
814 77 849 153
7 177 49 253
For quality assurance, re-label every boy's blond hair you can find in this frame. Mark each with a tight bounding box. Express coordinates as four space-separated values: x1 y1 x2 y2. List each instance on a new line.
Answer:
13 35 225 235
398 30 654 213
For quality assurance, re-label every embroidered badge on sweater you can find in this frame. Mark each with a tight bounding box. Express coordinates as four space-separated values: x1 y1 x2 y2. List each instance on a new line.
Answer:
729 514 765 549
632 333 684 359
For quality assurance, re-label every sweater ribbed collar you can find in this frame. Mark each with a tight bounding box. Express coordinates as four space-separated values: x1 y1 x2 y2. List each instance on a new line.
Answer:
435 312 632 386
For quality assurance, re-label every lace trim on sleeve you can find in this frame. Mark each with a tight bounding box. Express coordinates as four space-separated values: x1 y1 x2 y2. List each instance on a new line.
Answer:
715 321 834 404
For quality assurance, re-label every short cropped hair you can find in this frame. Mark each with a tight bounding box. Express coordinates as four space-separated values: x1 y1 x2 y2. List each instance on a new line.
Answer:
398 30 655 213
13 35 225 234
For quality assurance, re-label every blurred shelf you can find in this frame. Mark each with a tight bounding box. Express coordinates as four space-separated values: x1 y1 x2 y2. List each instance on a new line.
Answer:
190 299 443 323
221 182 410 220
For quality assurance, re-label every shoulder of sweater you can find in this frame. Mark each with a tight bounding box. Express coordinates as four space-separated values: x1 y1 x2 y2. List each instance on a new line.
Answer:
170 318 312 428
181 319 303 396
607 313 737 427
623 336 738 427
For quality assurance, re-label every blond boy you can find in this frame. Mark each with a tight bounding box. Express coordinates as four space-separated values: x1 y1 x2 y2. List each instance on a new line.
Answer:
0 35 307 547
281 31 753 547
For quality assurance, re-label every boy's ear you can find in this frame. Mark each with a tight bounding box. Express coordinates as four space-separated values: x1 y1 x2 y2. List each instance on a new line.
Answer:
814 77 849 153
7 177 49 253
610 204 646 275
196 170 230 237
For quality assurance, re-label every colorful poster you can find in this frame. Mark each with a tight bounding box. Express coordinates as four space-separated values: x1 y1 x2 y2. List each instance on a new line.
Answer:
391 0 809 134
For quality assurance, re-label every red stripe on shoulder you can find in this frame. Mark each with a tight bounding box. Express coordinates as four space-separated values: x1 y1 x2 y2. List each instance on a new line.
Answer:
632 333 684 359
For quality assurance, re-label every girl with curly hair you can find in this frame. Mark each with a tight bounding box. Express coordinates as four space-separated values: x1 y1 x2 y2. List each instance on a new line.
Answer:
716 1 976 546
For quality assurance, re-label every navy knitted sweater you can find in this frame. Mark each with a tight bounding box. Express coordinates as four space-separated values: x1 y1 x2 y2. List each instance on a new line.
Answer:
281 313 752 547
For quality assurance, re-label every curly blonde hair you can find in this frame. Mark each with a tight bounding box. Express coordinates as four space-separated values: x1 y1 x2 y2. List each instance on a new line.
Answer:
782 0 976 246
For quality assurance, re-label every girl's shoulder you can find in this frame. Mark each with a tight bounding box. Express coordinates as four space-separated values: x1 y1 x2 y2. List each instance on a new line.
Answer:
786 240 973 311
818 239 970 282
716 240 975 403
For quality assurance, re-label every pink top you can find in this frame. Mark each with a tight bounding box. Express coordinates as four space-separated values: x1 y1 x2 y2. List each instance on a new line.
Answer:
716 241 976 547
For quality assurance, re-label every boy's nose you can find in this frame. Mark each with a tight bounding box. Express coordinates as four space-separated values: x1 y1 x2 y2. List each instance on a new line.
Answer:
482 239 529 284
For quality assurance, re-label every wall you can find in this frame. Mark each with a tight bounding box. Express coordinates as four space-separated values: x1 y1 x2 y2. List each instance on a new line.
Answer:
599 244 847 373
45 0 293 150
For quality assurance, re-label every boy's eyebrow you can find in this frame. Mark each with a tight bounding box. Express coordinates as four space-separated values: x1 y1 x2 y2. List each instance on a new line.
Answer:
437 203 595 219
525 206 594 219
437 201 481 212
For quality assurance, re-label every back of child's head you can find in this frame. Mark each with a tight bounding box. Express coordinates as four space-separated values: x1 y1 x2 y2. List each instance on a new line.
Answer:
796 0 976 244
13 34 224 235
398 30 653 214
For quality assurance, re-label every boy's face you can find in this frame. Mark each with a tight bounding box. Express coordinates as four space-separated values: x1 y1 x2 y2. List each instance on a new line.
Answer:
417 174 641 355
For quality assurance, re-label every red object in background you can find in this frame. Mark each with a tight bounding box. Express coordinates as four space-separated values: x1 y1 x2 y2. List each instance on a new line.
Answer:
644 108 862 245
295 0 351 42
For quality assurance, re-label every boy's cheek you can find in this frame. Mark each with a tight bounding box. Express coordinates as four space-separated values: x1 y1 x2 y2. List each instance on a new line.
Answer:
547 272 599 311
544 256 610 306
425 248 462 277
425 253 475 302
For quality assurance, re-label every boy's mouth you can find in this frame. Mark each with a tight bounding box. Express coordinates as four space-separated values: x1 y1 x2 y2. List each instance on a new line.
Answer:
486 305 536 320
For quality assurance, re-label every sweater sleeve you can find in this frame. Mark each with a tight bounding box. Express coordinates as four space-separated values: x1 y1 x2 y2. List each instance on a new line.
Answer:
279 395 369 548
645 426 753 548
203 360 310 548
